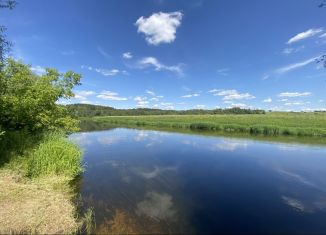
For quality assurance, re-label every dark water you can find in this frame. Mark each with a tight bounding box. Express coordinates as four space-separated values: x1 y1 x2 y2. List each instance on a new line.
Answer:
70 128 326 234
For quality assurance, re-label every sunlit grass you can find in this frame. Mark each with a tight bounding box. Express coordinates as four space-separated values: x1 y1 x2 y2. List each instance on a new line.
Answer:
82 112 326 137
26 133 83 178
0 131 86 234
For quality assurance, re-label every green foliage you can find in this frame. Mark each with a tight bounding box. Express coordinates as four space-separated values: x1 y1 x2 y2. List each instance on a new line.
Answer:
1 131 83 179
0 129 43 168
82 112 326 137
67 103 265 117
0 0 16 66
0 59 81 132
26 133 83 178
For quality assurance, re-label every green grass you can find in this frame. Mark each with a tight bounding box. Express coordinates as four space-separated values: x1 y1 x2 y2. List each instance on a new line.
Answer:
0 131 87 234
26 133 83 178
81 112 326 137
1 131 83 179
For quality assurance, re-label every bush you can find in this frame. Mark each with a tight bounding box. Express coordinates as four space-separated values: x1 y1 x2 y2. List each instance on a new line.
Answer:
0 59 81 132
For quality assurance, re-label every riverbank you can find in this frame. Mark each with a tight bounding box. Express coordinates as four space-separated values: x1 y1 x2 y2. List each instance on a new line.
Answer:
80 112 326 138
0 132 90 234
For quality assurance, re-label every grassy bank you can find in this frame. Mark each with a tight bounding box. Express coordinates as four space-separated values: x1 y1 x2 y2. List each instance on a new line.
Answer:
0 131 91 234
81 112 326 137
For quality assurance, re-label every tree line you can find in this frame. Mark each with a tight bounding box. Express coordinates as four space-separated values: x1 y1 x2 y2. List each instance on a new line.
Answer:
66 104 266 117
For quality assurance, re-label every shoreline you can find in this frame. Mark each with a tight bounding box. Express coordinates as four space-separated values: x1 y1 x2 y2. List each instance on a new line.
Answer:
0 132 92 234
79 113 326 144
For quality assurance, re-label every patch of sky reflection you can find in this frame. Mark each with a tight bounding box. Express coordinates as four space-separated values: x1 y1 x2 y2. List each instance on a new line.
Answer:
71 128 326 234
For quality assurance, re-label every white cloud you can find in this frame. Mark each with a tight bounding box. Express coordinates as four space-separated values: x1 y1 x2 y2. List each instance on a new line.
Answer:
262 74 270 80
262 98 272 103
122 52 133 59
278 92 312 98
152 103 174 109
135 11 183 45
320 33 326 38
136 101 149 107
134 96 149 107
208 89 219 93
31 65 46 75
145 90 155 96
279 98 288 102
95 68 119 76
121 70 129 75
81 65 120 76
217 68 230 76
181 93 199 98
80 100 94 104
282 46 304 54
228 103 248 108
275 57 317 74
97 46 110 58
74 90 95 100
287 28 323 44
143 90 163 101
76 90 95 96
150 97 159 102
194 104 206 109
138 56 183 76
97 90 127 101
210 89 255 101
134 96 147 102
160 102 174 109
284 101 310 106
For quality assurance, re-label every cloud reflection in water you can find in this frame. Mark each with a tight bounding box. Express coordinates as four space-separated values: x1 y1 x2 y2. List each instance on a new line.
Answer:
136 191 176 221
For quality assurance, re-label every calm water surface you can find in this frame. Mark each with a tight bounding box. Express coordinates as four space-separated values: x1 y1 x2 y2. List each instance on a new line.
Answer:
70 128 326 234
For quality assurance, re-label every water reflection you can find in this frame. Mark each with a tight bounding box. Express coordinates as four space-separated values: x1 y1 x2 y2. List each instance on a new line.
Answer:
182 138 250 152
70 128 326 234
211 139 249 151
134 166 177 179
97 136 123 146
136 191 176 221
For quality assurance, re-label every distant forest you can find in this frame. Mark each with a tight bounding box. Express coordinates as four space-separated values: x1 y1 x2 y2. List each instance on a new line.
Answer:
66 104 266 117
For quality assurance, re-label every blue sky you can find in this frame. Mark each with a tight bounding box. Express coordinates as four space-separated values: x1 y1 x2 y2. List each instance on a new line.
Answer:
2 0 326 111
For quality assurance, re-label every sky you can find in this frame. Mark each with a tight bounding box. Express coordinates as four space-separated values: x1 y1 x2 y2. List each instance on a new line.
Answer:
2 0 326 111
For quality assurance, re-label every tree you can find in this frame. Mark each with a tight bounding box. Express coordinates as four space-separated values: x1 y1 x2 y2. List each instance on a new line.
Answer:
0 0 16 67
0 59 81 132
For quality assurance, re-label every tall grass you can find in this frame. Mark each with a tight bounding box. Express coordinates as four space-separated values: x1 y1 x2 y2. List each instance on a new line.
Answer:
0 131 86 234
1 131 83 179
26 132 83 178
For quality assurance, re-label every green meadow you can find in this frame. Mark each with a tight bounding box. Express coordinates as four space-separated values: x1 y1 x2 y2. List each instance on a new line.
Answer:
82 112 326 137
